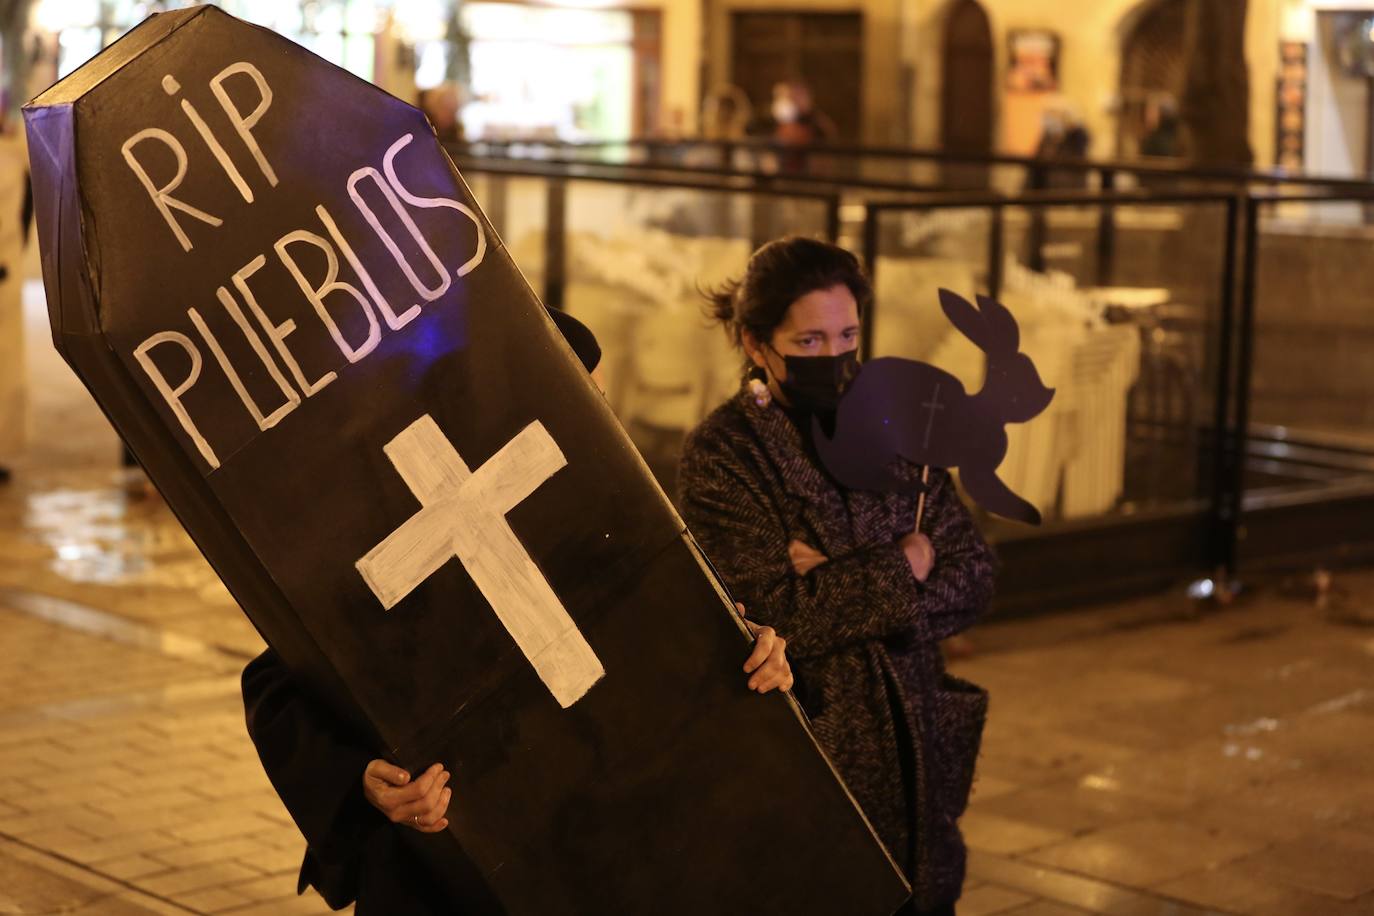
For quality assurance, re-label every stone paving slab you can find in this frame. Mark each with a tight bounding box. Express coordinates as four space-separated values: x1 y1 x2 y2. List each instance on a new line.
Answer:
0 837 192 914
0 602 330 915
952 580 1374 915
967 850 1228 916
1021 817 1266 888
1157 859 1374 916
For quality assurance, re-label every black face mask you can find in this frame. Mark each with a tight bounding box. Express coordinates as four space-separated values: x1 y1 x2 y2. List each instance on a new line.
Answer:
773 349 860 413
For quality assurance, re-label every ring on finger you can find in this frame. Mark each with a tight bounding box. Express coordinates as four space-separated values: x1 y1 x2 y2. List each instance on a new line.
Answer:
413 814 421 827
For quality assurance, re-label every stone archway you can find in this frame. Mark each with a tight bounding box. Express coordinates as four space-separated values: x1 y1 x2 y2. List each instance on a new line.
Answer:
1178 0 1251 165
1117 0 1188 157
1117 0 1251 165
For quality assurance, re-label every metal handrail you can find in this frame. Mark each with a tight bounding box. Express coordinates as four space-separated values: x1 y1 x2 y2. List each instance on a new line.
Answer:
450 151 947 196
451 142 1374 209
450 154 881 200
451 152 1374 592
454 136 1374 192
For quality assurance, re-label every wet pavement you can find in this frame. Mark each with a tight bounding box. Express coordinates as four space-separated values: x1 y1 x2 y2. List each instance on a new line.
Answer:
3 270 1374 914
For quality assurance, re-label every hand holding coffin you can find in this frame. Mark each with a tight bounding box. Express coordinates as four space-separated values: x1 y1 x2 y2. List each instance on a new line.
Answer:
362 760 452 833
740 604 795 694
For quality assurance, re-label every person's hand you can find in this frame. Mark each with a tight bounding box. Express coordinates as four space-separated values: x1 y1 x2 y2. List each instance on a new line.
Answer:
738 603 794 693
900 531 935 582
362 760 451 833
788 539 829 576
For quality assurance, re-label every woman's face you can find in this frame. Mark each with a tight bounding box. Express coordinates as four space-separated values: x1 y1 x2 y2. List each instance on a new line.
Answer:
745 284 860 397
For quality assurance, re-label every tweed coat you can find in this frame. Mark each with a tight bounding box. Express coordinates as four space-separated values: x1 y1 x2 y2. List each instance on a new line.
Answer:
679 389 996 909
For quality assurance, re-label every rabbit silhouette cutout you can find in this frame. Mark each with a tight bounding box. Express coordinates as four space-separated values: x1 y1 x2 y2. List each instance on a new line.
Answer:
813 288 1055 525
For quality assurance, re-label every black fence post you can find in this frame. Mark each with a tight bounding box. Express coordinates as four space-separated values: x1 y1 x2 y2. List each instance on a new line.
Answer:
1027 163 1048 272
750 195 772 252
1226 196 1262 580
860 205 880 361
988 205 1005 301
543 178 567 311
1207 196 1241 581
483 174 509 238
1096 167 1117 286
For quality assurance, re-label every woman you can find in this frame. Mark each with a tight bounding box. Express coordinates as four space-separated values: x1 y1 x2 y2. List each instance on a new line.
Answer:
678 237 996 915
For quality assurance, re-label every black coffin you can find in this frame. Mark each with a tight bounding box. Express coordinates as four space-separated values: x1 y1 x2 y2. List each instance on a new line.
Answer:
23 8 910 914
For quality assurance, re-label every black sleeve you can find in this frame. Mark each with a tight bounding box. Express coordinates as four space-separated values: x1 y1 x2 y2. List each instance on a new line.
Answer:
241 649 381 910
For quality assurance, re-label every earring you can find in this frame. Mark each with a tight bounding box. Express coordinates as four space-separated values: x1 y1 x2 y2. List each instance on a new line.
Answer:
746 366 771 408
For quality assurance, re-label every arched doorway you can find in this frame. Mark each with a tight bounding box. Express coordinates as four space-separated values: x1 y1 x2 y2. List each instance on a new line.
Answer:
940 0 993 187
1118 0 1187 158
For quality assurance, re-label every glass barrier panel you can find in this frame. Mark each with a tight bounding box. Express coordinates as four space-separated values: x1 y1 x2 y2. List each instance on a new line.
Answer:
870 200 1230 537
559 179 831 493
464 174 550 293
1246 197 1374 499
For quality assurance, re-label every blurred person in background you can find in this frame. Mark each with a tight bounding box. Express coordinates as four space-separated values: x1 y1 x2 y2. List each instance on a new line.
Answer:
1031 100 1091 189
1139 93 1181 159
768 81 834 146
418 82 465 144
753 80 835 173
701 85 753 141
696 85 753 171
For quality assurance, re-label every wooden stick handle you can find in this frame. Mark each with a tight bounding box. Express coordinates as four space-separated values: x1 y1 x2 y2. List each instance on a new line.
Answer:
914 465 931 530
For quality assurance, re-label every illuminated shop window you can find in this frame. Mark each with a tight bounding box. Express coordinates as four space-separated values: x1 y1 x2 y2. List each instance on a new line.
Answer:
37 0 381 82
459 2 633 140
32 0 643 140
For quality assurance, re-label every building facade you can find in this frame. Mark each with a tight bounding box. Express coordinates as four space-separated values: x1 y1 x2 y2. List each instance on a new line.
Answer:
25 0 1374 176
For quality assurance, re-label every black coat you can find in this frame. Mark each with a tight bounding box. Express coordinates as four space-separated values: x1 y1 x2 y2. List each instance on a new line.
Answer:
678 391 996 910
242 649 489 914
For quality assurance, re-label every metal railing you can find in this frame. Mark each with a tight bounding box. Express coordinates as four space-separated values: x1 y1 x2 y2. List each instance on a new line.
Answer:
449 145 1374 610
454 136 1374 194
858 190 1244 582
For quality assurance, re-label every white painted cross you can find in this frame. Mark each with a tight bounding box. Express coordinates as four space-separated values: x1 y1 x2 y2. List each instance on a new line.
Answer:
356 414 604 708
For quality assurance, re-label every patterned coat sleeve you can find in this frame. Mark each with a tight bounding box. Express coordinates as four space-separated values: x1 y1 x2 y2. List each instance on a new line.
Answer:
241 649 376 908
912 470 998 642
680 423 927 659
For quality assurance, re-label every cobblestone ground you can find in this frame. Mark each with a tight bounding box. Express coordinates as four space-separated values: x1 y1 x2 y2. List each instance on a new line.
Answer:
4 271 1374 915
0 584 328 914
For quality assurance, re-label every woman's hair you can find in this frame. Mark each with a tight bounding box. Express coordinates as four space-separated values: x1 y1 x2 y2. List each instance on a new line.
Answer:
704 236 872 349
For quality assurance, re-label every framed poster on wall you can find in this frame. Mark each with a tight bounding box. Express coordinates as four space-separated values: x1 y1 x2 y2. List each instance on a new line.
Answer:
1276 39 1308 172
1003 29 1061 154
1007 29 1060 92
